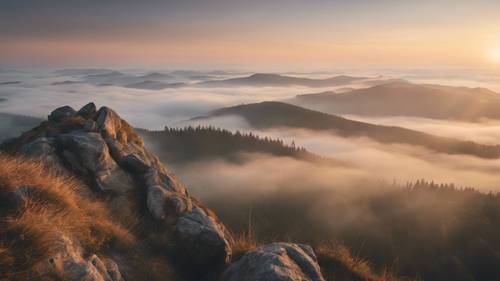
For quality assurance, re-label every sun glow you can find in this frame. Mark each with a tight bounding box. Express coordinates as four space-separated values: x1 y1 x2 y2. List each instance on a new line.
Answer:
488 47 500 63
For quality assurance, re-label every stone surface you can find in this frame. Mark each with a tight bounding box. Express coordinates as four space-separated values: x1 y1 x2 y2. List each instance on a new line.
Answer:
176 206 233 269
147 185 167 219
95 107 126 141
78 102 97 118
222 243 325 281
48 105 76 122
83 119 97 132
57 131 134 193
11 103 233 272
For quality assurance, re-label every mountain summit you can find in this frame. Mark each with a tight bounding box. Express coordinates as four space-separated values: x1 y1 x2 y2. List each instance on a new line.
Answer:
0 103 325 281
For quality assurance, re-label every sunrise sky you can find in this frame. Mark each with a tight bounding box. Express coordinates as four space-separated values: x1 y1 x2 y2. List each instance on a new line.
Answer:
1 0 500 69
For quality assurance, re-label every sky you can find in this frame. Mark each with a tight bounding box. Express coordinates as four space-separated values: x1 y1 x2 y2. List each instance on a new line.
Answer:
1 0 500 69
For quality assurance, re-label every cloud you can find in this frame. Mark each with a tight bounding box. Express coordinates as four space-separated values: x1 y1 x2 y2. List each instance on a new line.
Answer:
346 115 500 145
166 125 500 191
0 69 359 128
3 68 500 191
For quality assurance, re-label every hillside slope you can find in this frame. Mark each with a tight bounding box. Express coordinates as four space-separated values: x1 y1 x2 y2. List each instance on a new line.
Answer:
198 101 500 159
207 178 500 281
0 154 134 281
138 126 339 165
290 81 500 121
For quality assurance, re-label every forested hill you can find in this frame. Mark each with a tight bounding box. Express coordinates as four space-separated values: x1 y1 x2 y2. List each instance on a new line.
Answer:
199 101 500 159
205 178 500 281
137 126 339 165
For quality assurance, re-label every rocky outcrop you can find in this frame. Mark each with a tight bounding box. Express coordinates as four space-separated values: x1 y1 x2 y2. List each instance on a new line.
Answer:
222 243 325 281
1 103 326 281
2 103 232 274
48 105 77 122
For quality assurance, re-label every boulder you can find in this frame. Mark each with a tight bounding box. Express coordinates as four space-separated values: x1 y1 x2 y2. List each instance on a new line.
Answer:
48 105 76 122
83 119 97 132
222 243 325 281
95 107 127 142
175 206 232 269
147 185 168 219
78 102 97 118
57 131 134 193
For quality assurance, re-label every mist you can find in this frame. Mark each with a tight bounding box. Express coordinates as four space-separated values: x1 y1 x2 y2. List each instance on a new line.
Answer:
3 67 500 191
3 67 500 281
346 115 500 145
0 69 355 128
3 67 500 129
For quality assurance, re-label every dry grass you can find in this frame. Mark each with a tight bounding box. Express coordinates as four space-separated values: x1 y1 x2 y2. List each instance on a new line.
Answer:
225 232 415 281
230 232 258 262
315 242 419 281
0 154 133 280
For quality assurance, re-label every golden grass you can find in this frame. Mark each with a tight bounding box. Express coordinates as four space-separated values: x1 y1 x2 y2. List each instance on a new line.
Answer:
315 242 419 281
0 154 134 280
230 232 258 262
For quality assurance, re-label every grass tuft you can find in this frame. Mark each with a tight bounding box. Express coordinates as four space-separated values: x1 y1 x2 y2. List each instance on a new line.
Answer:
0 154 133 280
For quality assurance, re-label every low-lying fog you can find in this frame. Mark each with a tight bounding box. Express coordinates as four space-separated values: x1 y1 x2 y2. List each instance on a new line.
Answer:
2 67 500 193
345 115 500 145
171 124 500 192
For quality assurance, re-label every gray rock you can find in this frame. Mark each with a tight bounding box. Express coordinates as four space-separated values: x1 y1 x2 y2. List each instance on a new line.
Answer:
147 185 167 219
78 102 97 118
222 243 325 281
57 131 134 193
122 153 151 174
164 192 192 217
13 104 234 274
175 206 232 269
83 119 97 132
48 105 76 122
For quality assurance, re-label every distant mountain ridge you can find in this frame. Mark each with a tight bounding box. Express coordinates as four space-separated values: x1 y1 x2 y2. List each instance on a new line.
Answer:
289 81 500 121
0 81 21 86
198 101 500 159
197 73 368 88
124 80 185 90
